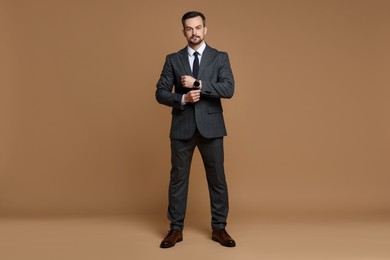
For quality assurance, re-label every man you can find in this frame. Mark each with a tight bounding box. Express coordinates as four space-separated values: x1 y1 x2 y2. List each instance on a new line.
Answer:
156 11 236 248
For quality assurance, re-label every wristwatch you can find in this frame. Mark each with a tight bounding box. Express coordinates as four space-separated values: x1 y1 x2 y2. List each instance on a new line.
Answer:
193 80 200 88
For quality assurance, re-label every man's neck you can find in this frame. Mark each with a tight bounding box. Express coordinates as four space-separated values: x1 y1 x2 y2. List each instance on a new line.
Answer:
189 41 205 51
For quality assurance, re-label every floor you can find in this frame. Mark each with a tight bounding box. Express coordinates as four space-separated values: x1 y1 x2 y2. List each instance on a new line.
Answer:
1 214 389 260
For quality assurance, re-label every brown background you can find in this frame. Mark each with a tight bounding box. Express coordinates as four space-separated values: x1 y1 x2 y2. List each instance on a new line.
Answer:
1 0 389 220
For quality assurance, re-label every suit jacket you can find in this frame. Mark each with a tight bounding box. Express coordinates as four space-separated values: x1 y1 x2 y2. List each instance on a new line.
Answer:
156 44 234 140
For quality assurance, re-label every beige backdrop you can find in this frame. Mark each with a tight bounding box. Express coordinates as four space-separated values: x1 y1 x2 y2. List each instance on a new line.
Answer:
1 0 389 219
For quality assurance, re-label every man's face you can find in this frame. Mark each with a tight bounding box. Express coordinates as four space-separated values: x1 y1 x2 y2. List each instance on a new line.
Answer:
183 16 207 46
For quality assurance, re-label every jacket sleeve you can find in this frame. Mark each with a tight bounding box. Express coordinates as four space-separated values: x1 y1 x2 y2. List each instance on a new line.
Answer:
155 55 183 109
201 52 234 99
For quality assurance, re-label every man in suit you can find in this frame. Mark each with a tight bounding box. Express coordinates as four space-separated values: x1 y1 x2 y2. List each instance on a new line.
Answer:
156 11 236 248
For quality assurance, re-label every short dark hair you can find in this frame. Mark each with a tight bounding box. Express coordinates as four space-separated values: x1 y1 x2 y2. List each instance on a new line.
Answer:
181 11 206 28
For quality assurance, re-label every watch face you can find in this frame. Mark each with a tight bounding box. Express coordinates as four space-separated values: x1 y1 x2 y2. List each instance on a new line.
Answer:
194 81 200 87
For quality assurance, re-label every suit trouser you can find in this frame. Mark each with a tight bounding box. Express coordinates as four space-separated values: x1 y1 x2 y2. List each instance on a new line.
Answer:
168 130 229 231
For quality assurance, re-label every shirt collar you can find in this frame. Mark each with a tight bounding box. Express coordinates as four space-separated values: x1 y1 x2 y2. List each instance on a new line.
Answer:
187 41 206 56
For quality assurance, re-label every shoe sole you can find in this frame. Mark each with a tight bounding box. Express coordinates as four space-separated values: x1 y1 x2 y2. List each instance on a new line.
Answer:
212 236 236 247
160 237 183 249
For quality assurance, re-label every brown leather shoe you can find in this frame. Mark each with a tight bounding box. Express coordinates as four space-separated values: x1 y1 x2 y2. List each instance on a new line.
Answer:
212 229 236 247
160 230 183 248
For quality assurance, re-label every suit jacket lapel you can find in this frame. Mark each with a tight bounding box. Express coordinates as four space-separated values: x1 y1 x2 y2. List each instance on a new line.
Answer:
198 45 215 79
179 47 192 76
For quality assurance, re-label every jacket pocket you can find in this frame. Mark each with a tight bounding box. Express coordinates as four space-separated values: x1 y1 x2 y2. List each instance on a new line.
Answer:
208 105 223 114
171 108 182 115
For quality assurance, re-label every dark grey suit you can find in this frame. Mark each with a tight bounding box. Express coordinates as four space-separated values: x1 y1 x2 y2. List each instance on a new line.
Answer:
156 44 234 231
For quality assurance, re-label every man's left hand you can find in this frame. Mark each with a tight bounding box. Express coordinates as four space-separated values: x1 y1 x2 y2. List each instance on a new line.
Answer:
181 75 197 88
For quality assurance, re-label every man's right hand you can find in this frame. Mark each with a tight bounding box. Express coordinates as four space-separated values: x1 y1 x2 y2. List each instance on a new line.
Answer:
184 89 201 103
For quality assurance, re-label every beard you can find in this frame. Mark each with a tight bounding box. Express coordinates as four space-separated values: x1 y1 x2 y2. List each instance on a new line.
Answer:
188 36 203 45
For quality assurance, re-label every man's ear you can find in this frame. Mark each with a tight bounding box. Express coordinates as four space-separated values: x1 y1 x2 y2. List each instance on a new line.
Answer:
204 27 207 35
182 29 186 37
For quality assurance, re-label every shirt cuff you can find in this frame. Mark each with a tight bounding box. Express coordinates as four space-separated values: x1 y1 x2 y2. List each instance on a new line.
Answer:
181 94 186 105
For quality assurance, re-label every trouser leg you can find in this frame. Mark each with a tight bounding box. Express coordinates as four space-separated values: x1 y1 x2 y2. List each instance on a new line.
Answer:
167 137 196 231
197 137 229 230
